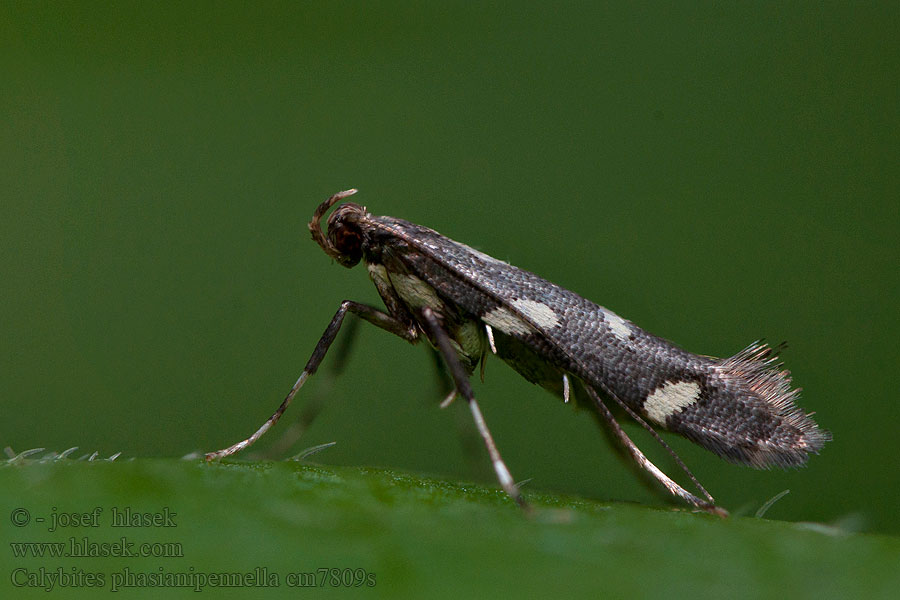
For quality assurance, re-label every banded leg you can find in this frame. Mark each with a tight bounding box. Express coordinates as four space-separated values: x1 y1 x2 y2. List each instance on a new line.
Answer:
419 307 529 512
262 315 362 458
583 384 727 517
205 301 417 461
602 385 716 506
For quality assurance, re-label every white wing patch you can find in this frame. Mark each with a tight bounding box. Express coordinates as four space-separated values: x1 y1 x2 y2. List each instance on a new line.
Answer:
603 309 632 341
510 298 561 329
482 307 532 336
644 380 702 426
483 299 561 336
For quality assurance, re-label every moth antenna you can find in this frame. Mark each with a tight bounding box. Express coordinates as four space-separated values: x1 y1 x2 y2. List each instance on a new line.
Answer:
309 189 358 261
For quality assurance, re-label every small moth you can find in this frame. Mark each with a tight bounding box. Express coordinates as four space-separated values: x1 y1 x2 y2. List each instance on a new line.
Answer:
207 189 830 515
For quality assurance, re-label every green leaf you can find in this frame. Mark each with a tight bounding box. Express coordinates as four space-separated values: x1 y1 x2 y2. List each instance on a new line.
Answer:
2 458 898 599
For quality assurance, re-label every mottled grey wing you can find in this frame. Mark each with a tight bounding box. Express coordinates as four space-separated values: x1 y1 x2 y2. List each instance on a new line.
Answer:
373 215 829 469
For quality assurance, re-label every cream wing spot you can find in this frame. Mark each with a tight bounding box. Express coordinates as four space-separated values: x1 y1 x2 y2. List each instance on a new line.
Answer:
603 310 632 341
482 307 532 336
644 381 702 426
511 298 561 330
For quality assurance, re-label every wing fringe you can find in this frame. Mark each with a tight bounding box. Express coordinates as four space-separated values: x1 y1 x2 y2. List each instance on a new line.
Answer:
713 341 831 468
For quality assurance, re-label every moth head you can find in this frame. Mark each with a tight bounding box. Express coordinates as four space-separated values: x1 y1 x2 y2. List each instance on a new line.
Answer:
309 189 366 268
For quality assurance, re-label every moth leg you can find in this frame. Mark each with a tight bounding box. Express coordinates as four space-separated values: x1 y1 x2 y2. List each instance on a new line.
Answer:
428 347 494 484
602 387 716 506
205 301 417 461
439 390 457 409
484 323 498 355
419 307 530 512
261 314 361 458
428 346 457 408
583 385 727 517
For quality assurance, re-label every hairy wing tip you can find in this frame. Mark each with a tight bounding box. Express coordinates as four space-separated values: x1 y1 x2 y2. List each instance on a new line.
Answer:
719 341 802 415
712 341 830 469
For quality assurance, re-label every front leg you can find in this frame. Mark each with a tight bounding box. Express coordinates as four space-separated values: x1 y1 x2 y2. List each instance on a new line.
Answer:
205 301 417 461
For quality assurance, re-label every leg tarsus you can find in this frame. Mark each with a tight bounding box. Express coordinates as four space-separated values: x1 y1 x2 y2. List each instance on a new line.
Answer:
583 384 726 517
206 301 416 461
605 392 716 506
260 315 362 458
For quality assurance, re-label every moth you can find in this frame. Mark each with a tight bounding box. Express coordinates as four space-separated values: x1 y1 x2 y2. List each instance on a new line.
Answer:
207 189 830 515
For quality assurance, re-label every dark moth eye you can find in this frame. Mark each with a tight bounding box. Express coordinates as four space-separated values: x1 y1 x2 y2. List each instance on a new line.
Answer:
329 224 363 266
334 227 360 254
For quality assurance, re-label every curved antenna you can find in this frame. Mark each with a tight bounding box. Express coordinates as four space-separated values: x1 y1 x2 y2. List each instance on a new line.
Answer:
308 189 358 260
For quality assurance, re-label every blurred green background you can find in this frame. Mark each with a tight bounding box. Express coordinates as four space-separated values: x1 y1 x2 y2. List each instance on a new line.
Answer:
2 1 897 537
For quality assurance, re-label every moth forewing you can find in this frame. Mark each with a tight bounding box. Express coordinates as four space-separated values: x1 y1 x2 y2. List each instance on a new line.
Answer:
386 218 829 471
